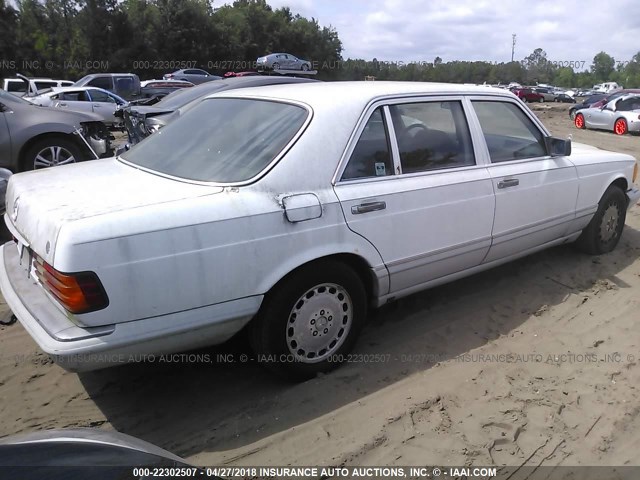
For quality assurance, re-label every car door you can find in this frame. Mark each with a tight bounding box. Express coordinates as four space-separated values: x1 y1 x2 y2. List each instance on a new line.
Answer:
585 100 616 128
0 103 12 165
333 98 496 296
468 98 579 263
54 90 93 114
87 89 118 124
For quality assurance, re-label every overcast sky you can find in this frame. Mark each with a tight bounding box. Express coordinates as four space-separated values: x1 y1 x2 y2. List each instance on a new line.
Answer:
251 0 640 68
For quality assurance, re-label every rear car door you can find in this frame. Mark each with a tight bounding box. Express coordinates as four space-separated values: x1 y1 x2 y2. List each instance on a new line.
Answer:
334 98 495 296
468 98 579 263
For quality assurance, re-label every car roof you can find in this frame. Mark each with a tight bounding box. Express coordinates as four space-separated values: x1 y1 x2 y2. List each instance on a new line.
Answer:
209 81 514 106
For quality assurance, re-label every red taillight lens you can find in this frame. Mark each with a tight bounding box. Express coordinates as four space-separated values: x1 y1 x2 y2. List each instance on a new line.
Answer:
34 258 108 314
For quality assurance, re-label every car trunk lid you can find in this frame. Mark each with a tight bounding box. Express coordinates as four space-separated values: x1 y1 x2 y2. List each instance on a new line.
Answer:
5 158 222 265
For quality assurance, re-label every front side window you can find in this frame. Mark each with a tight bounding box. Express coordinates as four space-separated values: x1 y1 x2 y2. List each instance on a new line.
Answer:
89 89 115 103
342 107 393 180
121 98 308 183
472 101 547 162
60 91 89 102
389 101 475 173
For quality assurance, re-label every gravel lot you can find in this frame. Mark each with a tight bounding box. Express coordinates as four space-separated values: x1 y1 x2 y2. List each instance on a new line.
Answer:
1 102 639 469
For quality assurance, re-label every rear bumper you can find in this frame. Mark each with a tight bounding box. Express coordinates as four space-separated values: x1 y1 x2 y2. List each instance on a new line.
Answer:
0 242 262 371
628 187 640 208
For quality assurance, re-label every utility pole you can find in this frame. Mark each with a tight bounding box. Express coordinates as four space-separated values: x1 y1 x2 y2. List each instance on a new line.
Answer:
511 34 517 62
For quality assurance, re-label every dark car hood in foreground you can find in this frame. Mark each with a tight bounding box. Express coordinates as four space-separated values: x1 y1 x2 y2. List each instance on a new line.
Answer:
0 428 218 480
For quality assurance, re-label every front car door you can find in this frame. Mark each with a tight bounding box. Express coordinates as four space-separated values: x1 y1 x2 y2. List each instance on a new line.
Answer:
87 89 118 124
54 89 93 114
467 98 579 263
585 99 617 128
0 101 12 167
333 97 496 297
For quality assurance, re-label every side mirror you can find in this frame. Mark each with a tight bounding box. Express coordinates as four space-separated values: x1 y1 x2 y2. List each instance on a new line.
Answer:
545 137 571 157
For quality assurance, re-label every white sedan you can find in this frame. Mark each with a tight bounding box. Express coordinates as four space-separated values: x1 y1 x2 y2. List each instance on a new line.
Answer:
1 82 639 379
26 86 127 126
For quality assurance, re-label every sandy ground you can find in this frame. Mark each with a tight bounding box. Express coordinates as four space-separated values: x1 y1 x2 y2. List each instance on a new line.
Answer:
1 103 639 470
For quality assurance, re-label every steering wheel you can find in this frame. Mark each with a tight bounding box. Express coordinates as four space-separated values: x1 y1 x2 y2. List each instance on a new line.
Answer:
404 123 428 138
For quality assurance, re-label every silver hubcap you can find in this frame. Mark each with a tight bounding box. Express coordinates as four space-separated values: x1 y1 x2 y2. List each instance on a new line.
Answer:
600 203 619 243
34 146 76 169
286 283 353 363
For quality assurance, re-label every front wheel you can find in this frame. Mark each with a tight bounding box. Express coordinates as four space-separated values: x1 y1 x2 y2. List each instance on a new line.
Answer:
301 63 310 71
539 97 544 103
575 185 627 254
249 261 367 380
22 136 83 171
575 113 586 129
614 118 628 135
272 62 280 70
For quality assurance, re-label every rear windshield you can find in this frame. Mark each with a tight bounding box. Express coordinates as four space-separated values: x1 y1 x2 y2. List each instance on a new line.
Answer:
121 98 309 183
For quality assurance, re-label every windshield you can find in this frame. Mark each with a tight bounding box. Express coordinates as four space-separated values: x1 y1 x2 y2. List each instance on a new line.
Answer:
154 81 227 110
121 98 309 183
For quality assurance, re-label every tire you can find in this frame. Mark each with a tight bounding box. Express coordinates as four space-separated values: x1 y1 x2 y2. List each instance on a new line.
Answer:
301 63 310 71
614 118 628 135
21 136 84 172
522 97 527 103
272 62 280 70
539 97 544 103
249 261 367 380
575 185 627 255
575 113 586 129
569 109 576 120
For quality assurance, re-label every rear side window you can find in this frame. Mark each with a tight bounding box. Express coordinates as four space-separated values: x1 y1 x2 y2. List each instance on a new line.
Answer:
121 98 308 183
472 101 547 162
342 107 393 180
88 77 113 90
389 101 475 173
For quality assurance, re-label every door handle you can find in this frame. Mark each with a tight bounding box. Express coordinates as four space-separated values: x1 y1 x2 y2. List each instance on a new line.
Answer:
58 103 67 106
497 178 519 189
351 201 386 214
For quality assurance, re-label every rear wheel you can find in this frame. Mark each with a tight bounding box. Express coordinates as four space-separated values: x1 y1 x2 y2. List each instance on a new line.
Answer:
569 108 576 120
575 113 586 129
614 118 628 135
575 185 627 254
249 261 367 380
22 136 83 171
538 97 544 103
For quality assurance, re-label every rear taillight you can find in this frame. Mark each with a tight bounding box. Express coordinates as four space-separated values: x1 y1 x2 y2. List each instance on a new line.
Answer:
34 256 108 314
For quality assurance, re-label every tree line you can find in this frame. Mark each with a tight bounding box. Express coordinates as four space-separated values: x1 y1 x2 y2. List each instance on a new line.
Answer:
1 0 639 89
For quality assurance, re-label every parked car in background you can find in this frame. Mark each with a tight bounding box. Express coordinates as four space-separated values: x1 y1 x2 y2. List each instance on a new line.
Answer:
554 93 576 103
138 79 194 105
569 93 609 119
575 93 640 135
593 82 622 94
533 87 557 102
512 88 544 102
73 73 141 101
256 53 312 71
2 82 638 380
2 76 74 97
163 69 221 84
588 89 640 110
0 89 112 171
26 86 127 127
122 75 318 146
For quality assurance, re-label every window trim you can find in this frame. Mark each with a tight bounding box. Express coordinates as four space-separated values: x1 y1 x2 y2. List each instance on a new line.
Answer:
334 95 487 185
466 96 553 165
